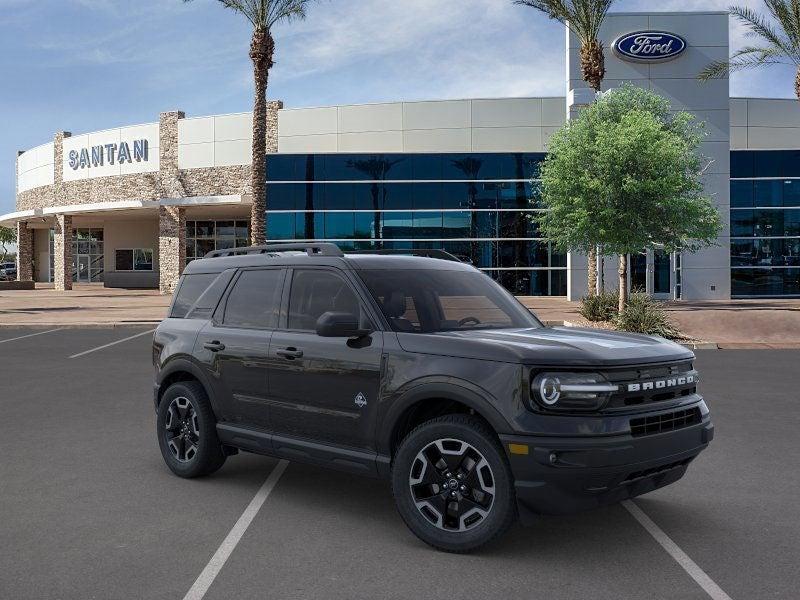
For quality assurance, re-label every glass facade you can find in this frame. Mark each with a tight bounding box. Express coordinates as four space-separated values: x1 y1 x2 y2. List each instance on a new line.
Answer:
265 153 567 296
731 151 800 297
186 220 251 265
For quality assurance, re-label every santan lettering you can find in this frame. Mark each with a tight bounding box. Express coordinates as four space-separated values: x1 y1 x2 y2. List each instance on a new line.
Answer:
629 35 674 56
68 139 148 170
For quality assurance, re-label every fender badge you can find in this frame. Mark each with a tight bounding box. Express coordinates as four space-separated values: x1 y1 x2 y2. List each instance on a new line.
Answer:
354 392 368 408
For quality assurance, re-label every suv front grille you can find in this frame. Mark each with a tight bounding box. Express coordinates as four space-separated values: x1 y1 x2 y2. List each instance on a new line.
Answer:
629 407 701 437
604 361 698 409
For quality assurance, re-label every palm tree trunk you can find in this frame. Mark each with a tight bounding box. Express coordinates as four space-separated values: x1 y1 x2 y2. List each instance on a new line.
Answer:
618 254 628 314
796 67 800 102
580 40 605 93
249 29 274 246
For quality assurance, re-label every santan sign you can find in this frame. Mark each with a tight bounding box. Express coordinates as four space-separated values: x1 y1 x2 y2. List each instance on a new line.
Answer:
613 31 687 62
68 139 149 170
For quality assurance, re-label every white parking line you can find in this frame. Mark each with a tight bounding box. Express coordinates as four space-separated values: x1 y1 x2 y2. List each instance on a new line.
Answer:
183 460 289 600
68 328 156 359
623 500 733 600
0 329 63 344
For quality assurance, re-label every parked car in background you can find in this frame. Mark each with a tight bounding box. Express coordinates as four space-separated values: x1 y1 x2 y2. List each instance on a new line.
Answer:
0 262 16 281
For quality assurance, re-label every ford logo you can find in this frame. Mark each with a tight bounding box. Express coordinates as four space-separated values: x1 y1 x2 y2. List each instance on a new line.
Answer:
613 31 687 62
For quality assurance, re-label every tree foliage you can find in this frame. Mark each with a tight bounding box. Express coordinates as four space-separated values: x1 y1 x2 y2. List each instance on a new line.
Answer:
534 85 722 308
0 226 15 262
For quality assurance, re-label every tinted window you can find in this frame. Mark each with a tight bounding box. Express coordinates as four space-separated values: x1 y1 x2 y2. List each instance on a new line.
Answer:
358 269 541 333
223 269 284 328
287 270 364 331
172 273 220 318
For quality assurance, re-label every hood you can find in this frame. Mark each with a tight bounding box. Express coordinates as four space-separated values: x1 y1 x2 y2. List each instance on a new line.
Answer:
396 326 693 367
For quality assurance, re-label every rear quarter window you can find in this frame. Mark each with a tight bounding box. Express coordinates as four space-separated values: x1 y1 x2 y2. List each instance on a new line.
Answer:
171 273 220 318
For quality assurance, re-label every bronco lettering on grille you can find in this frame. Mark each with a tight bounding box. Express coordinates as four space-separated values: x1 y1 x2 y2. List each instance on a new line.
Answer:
627 374 694 393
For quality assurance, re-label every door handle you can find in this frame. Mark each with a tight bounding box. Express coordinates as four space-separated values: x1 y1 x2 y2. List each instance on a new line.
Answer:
276 347 303 359
203 340 226 352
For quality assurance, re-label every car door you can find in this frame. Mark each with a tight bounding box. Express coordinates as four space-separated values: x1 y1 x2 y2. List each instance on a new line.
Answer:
267 267 384 452
197 267 285 428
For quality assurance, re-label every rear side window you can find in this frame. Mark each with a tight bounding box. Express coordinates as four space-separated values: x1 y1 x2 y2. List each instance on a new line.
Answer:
223 269 284 329
171 273 219 318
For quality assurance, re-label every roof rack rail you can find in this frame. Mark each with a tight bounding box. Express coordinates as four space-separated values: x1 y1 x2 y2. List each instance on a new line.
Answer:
345 249 462 262
204 242 344 259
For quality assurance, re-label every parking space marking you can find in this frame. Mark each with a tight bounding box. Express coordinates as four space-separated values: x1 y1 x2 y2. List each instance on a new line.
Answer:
183 460 289 600
68 329 156 359
0 329 63 345
623 500 733 600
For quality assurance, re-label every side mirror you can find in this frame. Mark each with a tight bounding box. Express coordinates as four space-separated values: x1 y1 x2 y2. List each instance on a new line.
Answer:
315 312 371 338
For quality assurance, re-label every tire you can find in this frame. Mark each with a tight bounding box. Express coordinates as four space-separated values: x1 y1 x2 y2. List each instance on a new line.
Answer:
391 414 517 553
156 381 226 478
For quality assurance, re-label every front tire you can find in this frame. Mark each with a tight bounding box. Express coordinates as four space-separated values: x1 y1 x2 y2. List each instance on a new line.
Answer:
157 381 226 478
391 415 516 553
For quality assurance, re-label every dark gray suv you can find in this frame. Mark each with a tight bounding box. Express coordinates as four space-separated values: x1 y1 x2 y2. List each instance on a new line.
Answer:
152 243 713 552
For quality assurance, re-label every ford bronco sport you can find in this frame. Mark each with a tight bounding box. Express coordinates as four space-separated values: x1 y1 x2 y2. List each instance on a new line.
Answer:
152 243 713 552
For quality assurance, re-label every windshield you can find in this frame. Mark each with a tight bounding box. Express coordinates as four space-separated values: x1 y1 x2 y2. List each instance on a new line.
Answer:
357 269 542 333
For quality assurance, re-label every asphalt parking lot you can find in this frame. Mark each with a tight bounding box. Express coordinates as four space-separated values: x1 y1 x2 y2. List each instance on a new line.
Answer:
0 327 798 599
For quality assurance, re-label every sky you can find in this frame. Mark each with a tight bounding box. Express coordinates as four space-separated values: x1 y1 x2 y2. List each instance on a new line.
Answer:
0 0 797 215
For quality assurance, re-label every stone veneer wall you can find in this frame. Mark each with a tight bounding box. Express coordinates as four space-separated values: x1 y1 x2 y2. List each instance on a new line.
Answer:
53 214 73 291
15 222 33 282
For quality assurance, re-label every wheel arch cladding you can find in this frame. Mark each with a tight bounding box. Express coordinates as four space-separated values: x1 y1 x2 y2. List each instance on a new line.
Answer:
157 359 218 416
384 384 511 456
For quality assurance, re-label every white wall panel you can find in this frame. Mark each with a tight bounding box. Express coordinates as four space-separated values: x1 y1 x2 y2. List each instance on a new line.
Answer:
729 99 748 127
403 100 471 130
648 13 729 47
472 127 543 152
747 98 800 128
178 142 214 170
278 134 338 153
278 107 338 137
471 98 541 128
214 139 250 166
730 126 748 149
541 98 566 126
338 131 403 152
746 127 800 149
402 128 471 152
214 113 251 142
179 117 214 144
16 142 54 193
338 103 403 133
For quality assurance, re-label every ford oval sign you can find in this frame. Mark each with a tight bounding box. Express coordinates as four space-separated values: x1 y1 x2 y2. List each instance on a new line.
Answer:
613 31 687 63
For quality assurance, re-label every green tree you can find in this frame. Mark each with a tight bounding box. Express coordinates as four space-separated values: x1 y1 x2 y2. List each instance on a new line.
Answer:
0 226 15 263
535 85 722 312
699 2 800 100
515 0 616 295
184 0 315 245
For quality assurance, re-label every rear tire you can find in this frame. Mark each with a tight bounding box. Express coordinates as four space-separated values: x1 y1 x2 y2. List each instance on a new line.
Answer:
157 381 226 478
391 414 516 553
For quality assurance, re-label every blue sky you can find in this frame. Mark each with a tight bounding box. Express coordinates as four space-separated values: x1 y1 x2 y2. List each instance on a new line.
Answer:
0 0 796 215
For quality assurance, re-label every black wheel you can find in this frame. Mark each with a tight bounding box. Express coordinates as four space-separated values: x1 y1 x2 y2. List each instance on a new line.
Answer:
157 381 226 478
391 414 516 553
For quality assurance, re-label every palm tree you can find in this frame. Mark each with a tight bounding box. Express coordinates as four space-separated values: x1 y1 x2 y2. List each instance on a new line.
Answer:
699 3 800 101
184 0 314 245
515 0 616 295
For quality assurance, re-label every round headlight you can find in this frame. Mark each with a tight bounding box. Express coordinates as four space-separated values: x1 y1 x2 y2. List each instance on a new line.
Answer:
538 376 561 405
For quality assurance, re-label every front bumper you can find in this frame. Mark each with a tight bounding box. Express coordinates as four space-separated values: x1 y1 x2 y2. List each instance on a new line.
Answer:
500 407 713 519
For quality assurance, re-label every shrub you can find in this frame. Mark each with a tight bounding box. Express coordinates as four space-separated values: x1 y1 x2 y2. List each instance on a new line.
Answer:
614 293 683 339
579 290 619 322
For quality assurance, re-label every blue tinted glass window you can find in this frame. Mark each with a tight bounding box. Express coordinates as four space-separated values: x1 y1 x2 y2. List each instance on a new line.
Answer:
473 183 499 209
412 182 442 209
784 209 800 236
730 151 754 178
551 245 567 268
298 183 325 211
731 210 753 237
730 181 753 208
266 213 295 240
754 180 783 207
516 153 545 179
266 155 296 181
383 154 412 180
499 182 529 209
781 150 800 177
324 183 354 210
355 213 377 239
783 180 800 207
732 268 800 296
442 212 472 237
324 213 355 238
441 183 470 209
754 151 783 177
267 184 299 210
412 155 443 180
412 212 442 238
381 183 413 210
353 183 380 210
382 212 413 239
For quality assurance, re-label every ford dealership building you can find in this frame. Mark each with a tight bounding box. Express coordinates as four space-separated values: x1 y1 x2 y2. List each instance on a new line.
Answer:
3 11 799 299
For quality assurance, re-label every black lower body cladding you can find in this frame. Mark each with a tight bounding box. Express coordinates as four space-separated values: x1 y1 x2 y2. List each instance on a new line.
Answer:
501 401 713 520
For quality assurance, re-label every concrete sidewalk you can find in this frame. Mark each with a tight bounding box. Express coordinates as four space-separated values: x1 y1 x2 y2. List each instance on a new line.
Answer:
0 283 169 327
